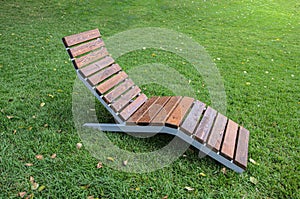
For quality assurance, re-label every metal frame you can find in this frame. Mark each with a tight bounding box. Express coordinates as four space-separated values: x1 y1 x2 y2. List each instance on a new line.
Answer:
84 123 245 173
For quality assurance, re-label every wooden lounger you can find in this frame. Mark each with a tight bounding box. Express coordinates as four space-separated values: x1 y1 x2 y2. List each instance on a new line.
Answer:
62 29 250 173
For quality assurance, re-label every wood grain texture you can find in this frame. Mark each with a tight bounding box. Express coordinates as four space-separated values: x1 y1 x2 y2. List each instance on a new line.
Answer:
234 126 249 169
103 79 134 103
80 56 115 77
88 64 121 86
126 97 159 125
180 100 206 135
165 97 194 128
74 47 109 68
96 71 128 94
207 113 227 151
194 107 217 143
137 96 171 125
221 120 238 160
63 29 101 47
119 94 148 121
111 86 141 112
150 96 182 126
69 38 105 58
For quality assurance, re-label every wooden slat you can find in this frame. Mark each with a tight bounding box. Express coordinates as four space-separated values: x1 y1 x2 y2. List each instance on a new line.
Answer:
119 94 148 121
221 120 238 159
96 71 128 94
63 29 101 47
103 79 134 103
234 127 249 169
88 64 121 86
150 96 182 125
194 107 217 143
111 86 141 112
80 56 115 77
69 38 105 58
165 97 194 128
180 100 206 135
207 113 227 151
137 96 170 125
126 97 159 125
74 47 109 68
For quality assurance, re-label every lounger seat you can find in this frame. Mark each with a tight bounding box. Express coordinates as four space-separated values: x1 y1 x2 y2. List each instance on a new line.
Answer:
62 29 250 173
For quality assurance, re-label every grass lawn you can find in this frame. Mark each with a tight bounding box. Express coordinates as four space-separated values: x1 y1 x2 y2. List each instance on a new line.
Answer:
1 0 299 198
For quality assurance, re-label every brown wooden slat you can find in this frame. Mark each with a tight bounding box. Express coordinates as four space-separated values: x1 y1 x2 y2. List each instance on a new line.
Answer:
150 96 182 126
63 29 101 47
221 120 238 159
119 94 148 121
207 113 227 151
194 107 217 143
111 86 141 112
165 97 194 128
74 47 109 68
126 97 159 125
80 56 115 77
103 79 134 103
88 64 121 86
96 71 128 94
234 127 249 169
180 100 206 135
69 38 105 58
137 96 171 125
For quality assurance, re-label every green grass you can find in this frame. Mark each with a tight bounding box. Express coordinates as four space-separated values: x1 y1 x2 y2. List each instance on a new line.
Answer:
1 0 299 198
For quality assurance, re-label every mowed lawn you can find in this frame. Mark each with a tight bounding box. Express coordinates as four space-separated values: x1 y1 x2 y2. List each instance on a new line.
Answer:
0 0 299 198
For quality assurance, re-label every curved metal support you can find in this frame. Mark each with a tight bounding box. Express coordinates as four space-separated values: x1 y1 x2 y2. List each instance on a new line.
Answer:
83 123 244 173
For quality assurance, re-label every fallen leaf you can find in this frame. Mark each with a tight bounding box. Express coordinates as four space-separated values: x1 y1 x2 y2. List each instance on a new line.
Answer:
40 102 45 107
38 185 46 192
200 172 206 177
97 162 103 168
50 154 57 159
76 143 82 149
44 123 48 128
7 115 14 119
162 195 168 199
87 196 94 199
32 115 36 119
48 94 54 98
29 176 34 184
249 158 259 165
135 187 140 191
18 192 26 198
25 163 33 167
25 193 33 199
28 126 32 131
184 186 194 191
35 154 43 160
123 160 128 166
221 167 227 174
13 129 17 134
250 176 258 185
107 157 114 162
31 182 39 190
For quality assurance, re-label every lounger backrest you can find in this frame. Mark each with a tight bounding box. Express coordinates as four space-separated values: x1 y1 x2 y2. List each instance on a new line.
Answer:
62 29 147 121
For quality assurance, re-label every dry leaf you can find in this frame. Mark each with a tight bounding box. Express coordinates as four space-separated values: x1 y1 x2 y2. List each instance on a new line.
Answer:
135 187 140 191
250 176 258 185
48 94 54 98
25 163 33 167
50 153 57 159
40 102 45 107
29 176 34 184
38 185 46 192
25 194 33 199
32 182 39 190
13 129 17 134
200 172 206 177
87 196 94 199
221 167 227 174
76 143 82 149
35 154 43 160
18 192 26 198
184 186 194 191
7 115 14 119
44 123 48 128
162 195 168 199
107 157 114 162
249 158 259 165
97 162 103 169
123 160 128 166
